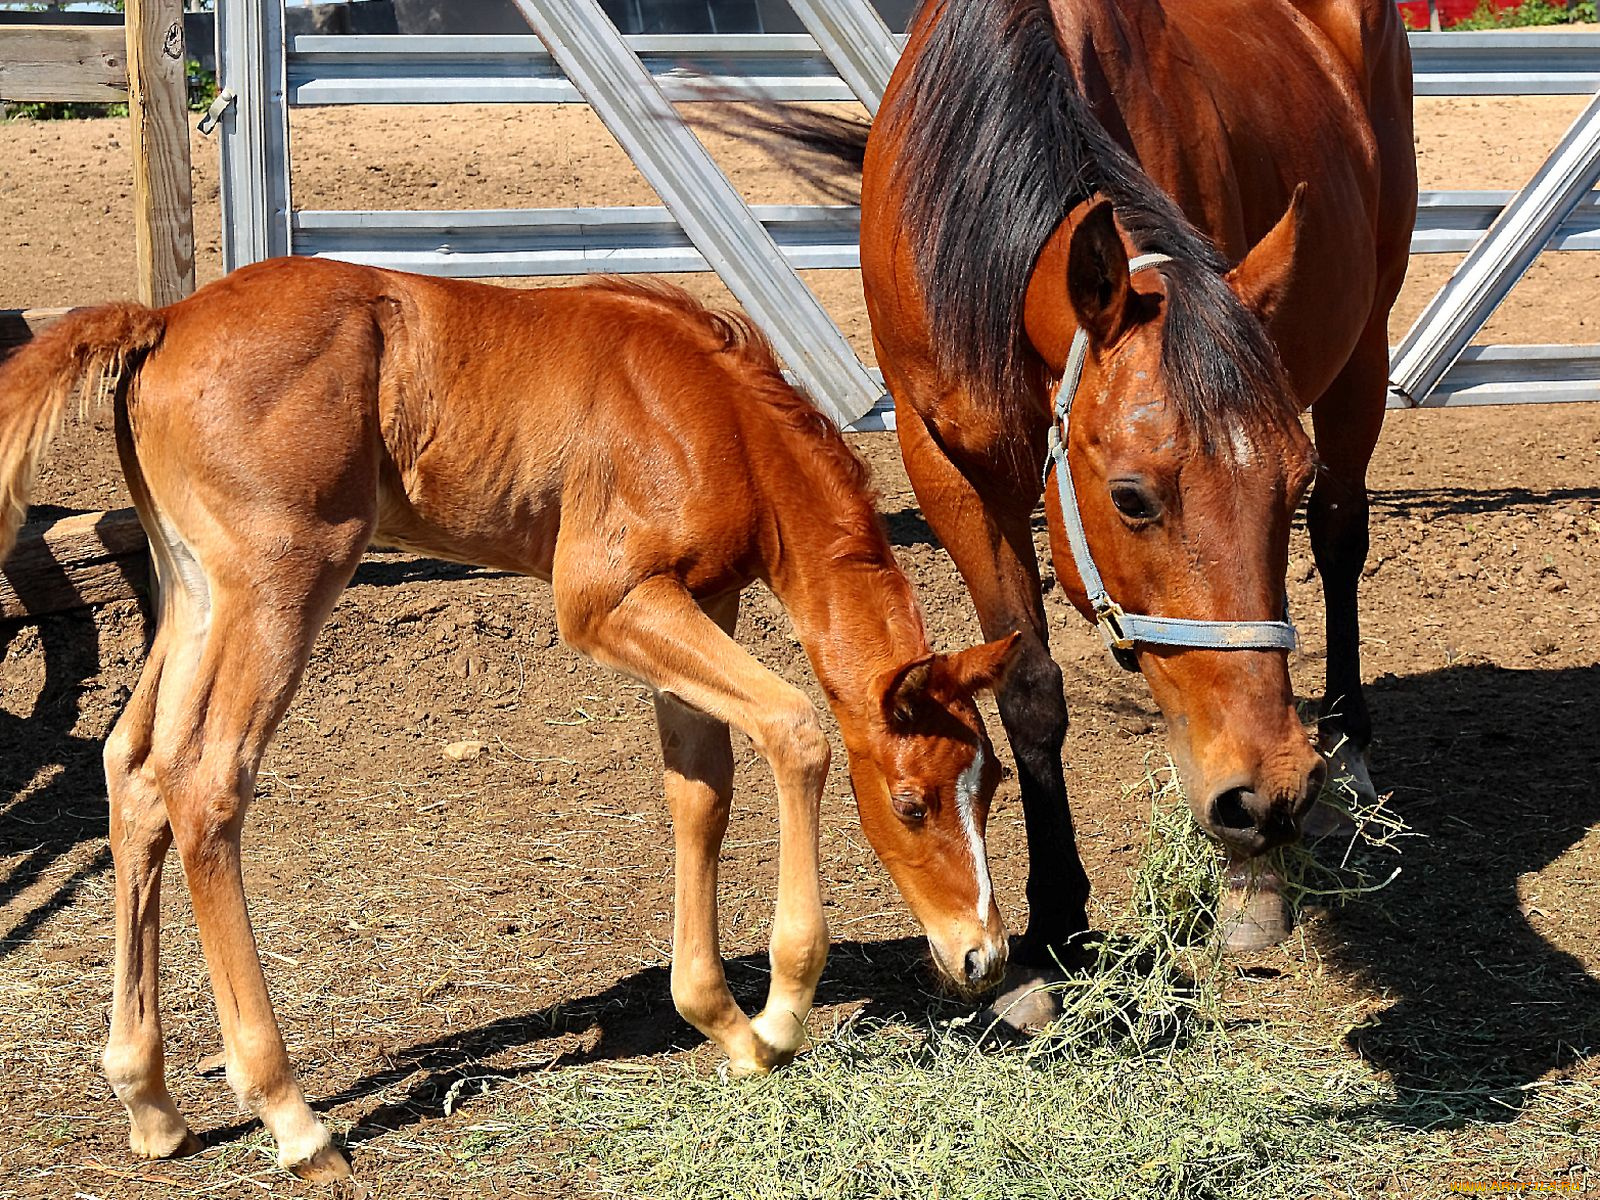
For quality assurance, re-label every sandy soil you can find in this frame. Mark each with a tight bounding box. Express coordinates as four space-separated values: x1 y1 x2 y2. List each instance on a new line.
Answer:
1 93 1598 1196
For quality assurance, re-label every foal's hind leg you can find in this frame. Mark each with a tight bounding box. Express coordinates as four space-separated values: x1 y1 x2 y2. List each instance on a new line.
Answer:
560 580 829 1075
102 627 200 1159
151 556 363 1180
1307 328 1389 807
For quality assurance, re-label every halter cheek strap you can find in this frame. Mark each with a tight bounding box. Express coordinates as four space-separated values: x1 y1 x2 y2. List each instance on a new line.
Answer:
1044 252 1298 672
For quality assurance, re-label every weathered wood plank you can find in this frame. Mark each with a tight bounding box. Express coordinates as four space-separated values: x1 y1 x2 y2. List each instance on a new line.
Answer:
0 509 150 621
125 0 195 307
0 25 128 103
0 308 69 362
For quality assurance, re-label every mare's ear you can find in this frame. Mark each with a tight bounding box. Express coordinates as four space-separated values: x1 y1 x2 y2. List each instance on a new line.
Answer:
879 655 936 726
1066 200 1136 349
1225 181 1307 328
942 632 1023 696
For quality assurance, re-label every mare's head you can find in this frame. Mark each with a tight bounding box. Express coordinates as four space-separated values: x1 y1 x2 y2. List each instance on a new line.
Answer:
1047 197 1322 855
839 635 1020 993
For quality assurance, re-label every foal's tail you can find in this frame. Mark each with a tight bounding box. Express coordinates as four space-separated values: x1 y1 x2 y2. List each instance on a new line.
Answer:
0 303 165 561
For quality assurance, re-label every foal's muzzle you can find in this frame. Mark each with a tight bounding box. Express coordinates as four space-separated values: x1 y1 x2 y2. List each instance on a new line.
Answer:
930 929 1008 995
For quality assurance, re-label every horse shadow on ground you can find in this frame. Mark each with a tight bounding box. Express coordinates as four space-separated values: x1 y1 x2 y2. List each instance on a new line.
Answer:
0 606 115 959
0 504 145 960
197 934 958 1151
1317 658 1600 1127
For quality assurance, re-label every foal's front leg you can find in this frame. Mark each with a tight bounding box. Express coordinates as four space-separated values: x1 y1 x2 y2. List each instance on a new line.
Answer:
560 579 829 1075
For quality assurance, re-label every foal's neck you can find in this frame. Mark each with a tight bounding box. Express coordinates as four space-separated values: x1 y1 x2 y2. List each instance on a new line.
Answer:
761 456 928 720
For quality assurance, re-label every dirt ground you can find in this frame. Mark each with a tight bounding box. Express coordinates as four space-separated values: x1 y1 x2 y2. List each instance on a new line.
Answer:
2 93 1599 1197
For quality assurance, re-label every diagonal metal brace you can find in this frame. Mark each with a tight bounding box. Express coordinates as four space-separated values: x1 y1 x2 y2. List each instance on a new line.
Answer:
508 0 881 427
1389 84 1600 406
783 0 900 115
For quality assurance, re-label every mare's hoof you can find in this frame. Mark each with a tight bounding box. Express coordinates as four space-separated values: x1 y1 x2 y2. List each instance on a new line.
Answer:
975 966 1062 1036
1217 865 1292 952
1301 799 1357 843
284 1142 352 1182
130 1124 202 1161
1319 735 1377 806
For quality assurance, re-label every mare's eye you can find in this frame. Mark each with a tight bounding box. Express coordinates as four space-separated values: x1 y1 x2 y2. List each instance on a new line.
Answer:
891 793 928 823
1110 481 1161 524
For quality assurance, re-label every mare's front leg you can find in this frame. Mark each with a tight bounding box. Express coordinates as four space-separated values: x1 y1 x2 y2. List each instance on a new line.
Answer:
1307 328 1388 807
558 578 829 1075
894 394 1091 1029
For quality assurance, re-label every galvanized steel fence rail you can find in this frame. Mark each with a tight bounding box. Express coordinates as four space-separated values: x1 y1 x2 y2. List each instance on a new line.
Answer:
214 14 1600 426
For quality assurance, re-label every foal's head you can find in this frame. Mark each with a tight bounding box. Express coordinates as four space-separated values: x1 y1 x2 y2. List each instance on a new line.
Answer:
839 636 1020 993
1048 198 1323 855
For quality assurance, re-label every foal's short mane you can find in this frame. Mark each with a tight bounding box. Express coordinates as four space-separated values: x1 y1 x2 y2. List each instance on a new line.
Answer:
589 277 873 499
594 279 921 620
894 0 1298 450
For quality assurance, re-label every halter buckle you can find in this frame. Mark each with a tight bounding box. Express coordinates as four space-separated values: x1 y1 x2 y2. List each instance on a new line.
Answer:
1094 599 1134 652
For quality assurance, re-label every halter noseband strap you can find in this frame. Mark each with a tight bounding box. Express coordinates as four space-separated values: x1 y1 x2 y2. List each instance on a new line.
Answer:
1044 252 1298 672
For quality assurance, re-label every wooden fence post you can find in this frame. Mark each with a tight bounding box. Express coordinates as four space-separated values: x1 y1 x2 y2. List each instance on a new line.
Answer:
125 0 195 307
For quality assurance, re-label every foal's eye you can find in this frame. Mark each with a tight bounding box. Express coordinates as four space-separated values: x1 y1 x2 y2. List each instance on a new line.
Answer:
891 793 929 823
1109 481 1161 524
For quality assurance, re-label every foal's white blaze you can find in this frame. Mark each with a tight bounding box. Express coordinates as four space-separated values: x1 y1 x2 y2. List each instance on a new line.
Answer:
956 746 992 923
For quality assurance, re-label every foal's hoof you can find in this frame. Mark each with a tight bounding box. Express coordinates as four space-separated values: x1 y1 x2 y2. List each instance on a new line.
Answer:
975 966 1063 1036
724 1019 801 1079
284 1142 352 1182
130 1124 202 1161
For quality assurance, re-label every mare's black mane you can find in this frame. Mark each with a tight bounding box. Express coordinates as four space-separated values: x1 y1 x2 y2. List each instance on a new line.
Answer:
895 0 1297 446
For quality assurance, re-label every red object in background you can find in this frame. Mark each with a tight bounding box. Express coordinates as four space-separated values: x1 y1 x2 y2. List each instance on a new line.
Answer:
1394 0 1551 27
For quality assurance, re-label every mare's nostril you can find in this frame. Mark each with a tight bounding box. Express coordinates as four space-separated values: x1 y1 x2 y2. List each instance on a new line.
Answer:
1211 786 1256 832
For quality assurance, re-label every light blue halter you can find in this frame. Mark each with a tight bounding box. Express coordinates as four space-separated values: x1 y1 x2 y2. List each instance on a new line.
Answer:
1044 253 1298 672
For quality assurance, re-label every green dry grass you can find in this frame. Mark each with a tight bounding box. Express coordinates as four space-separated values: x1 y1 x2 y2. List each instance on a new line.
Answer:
419 766 1598 1199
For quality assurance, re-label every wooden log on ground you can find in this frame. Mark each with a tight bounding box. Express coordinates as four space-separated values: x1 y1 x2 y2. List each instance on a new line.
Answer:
0 24 128 103
125 0 195 307
0 509 150 622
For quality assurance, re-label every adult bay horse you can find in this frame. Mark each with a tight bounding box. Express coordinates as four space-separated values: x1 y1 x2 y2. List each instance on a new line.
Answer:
0 261 1020 1178
793 0 1415 1017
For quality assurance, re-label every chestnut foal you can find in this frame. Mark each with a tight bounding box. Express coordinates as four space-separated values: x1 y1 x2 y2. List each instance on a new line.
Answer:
0 259 1018 1180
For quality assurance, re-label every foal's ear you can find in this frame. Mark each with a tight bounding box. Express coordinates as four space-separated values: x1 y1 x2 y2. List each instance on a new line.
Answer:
1066 200 1136 349
1225 182 1307 329
880 655 936 726
942 632 1023 697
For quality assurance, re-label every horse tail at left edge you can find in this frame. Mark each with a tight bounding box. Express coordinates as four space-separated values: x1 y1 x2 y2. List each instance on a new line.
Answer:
0 303 166 559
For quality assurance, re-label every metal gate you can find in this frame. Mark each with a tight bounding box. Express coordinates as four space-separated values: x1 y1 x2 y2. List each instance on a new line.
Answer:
211 6 1600 427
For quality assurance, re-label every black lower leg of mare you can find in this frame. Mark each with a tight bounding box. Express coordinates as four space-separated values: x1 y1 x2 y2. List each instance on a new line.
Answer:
996 637 1091 966
1308 468 1373 749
